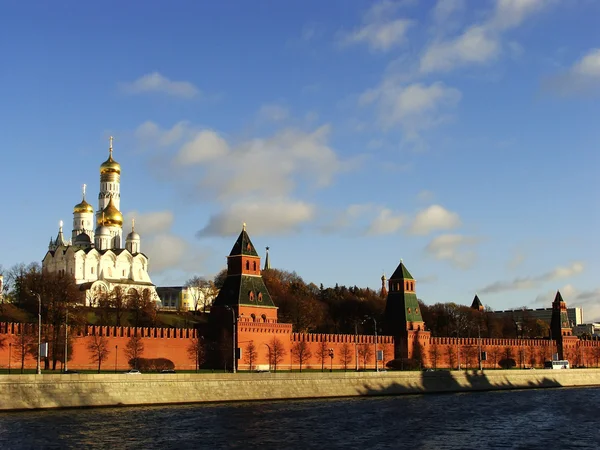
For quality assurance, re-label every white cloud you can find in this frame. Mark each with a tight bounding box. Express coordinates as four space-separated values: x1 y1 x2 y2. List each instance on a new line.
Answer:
481 261 585 294
507 251 526 269
175 130 229 165
123 210 174 235
360 79 461 137
144 234 188 273
420 0 550 73
257 104 290 122
135 120 190 147
432 0 465 24
186 125 343 201
367 208 406 235
198 199 316 237
339 1 413 51
420 25 500 73
425 234 480 269
409 204 461 235
544 48 600 96
120 72 200 99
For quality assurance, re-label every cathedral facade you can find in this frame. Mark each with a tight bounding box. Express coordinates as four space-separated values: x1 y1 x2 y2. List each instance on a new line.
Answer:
42 138 158 306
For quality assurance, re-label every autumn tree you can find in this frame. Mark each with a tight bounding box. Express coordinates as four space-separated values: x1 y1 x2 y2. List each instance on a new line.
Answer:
187 336 206 372
291 341 312 372
488 346 501 369
315 340 328 372
125 335 144 369
270 337 286 372
87 335 110 373
339 343 353 371
358 344 373 370
244 341 258 371
463 345 478 369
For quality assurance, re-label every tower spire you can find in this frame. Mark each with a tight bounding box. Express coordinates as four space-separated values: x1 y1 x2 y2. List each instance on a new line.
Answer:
109 136 113 157
82 183 87 200
264 246 271 270
132 218 135 232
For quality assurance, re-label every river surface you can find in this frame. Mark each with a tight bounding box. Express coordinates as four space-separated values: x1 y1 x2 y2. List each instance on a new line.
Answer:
0 387 598 449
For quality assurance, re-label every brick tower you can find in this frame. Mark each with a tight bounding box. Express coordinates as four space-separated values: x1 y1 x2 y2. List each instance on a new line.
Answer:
383 260 429 361
550 290 575 360
211 224 278 322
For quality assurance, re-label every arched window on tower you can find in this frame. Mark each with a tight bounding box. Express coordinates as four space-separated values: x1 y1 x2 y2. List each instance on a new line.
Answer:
251 313 256 322
253 261 256 271
245 261 250 271
261 314 267 323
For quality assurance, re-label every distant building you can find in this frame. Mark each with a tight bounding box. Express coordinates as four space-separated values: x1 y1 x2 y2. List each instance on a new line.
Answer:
489 307 583 327
156 286 216 312
573 323 600 337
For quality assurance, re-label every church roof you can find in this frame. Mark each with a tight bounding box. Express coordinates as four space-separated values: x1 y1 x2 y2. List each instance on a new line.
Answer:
390 261 414 280
229 227 259 257
554 290 565 304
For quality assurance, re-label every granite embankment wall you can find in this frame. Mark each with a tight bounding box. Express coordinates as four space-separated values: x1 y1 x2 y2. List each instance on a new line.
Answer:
2 369 600 411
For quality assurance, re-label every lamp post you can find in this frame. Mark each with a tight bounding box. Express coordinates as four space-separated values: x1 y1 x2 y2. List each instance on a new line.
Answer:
224 306 237 373
63 305 69 373
328 348 334 372
36 293 42 375
8 343 12 374
115 345 118 373
364 316 378 372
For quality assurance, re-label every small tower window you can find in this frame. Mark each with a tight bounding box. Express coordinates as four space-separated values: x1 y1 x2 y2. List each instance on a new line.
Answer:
261 314 267 322
253 261 256 271
258 292 263 302
251 313 256 322
245 261 250 270
249 291 255 301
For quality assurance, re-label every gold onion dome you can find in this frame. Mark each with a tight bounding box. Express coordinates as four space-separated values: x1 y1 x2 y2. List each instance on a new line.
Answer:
97 198 123 227
74 198 94 214
100 136 121 175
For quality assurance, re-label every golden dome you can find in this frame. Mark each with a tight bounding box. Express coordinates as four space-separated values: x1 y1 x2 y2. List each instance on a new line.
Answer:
100 137 121 174
97 198 123 227
100 154 121 175
74 198 94 214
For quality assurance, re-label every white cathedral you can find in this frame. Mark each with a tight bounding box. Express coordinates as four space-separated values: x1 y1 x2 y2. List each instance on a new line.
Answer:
42 137 159 306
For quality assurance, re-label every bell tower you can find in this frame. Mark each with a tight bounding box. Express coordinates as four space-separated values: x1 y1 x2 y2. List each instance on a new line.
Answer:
550 290 575 360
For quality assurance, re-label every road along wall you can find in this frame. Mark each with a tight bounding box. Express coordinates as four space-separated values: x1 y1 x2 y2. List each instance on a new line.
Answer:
1 369 600 411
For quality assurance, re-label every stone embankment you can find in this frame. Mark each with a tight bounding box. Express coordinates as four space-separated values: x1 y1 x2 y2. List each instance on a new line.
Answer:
1 369 600 411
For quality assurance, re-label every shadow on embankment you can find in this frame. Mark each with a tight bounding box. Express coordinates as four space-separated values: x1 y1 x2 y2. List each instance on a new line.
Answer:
360 370 562 397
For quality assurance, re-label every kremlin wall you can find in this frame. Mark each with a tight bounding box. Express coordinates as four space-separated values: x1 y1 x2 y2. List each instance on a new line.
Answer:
1 225 599 372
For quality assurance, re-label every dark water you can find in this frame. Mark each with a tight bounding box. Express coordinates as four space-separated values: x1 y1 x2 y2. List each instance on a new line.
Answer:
1 387 599 449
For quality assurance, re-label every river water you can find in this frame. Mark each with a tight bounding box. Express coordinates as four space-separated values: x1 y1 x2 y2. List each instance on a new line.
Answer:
0 387 598 449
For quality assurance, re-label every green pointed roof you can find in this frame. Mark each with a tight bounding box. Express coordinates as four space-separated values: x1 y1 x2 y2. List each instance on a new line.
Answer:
390 261 414 280
554 291 564 304
229 226 259 257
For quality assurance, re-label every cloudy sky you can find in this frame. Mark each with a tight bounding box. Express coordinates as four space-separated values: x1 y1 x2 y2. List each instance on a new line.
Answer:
1 1 598 319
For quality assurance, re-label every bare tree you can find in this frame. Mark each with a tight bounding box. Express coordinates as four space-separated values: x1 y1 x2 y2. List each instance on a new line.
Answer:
489 346 501 369
244 341 258 371
463 345 478 369
315 340 328 372
185 276 217 313
110 287 127 326
187 336 205 372
270 337 286 372
125 335 144 369
291 341 312 372
445 345 456 369
87 335 110 373
591 346 600 368
339 343 353 371
12 331 36 373
358 344 373 370
429 341 440 369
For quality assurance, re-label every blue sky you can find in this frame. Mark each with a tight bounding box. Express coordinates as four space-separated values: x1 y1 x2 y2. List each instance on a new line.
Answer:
1 0 599 320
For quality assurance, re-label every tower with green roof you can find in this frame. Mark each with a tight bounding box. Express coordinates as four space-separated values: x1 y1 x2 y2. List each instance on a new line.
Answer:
384 259 428 360
550 290 574 360
211 224 278 321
